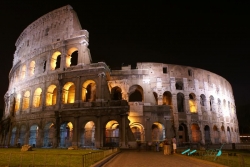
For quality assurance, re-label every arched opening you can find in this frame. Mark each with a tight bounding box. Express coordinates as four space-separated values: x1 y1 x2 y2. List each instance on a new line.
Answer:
51 51 61 70
210 96 214 111
213 125 220 144
204 125 211 144
227 126 231 143
111 86 122 100
221 126 226 143
105 120 119 147
10 127 17 146
163 91 172 106
191 124 201 142
175 81 183 90
46 85 57 106
22 91 30 110
217 99 221 114
130 123 145 141
151 122 165 141
82 80 96 102
129 85 143 102
81 121 95 148
153 92 158 105
14 94 21 112
21 65 26 79
66 47 78 67
29 61 35 76
29 125 39 147
60 122 73 147
63 82 75 104
189 93 197 113
177 93 184 112
43 123 55 147
43 61 47 72
178 123 188 144
33 88 42 108
19 125 26 146
200 94 206 107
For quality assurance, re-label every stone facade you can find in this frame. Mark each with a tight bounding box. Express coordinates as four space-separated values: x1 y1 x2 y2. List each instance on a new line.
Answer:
0 5 240 148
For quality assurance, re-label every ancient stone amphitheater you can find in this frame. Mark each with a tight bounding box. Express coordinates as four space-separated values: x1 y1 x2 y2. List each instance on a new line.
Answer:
0 5 239 148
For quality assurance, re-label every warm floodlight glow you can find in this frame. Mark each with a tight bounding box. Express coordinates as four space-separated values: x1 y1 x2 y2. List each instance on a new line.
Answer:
189 100 197 113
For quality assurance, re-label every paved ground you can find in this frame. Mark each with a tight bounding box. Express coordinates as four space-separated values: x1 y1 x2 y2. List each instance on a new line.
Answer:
102 150 227 167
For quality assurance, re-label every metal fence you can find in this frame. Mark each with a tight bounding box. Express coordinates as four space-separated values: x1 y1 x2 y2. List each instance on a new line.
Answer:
0 148 119 167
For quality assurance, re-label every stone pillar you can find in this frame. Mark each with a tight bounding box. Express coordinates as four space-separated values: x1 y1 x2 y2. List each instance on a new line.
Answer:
210 126 214 144
97 72 105 101
19 92 24 115
75 76 81 105
41 84 47 111
72 116 79 148
37 128 43 147
187 123 192 142
60 52 66 70
15 127 20 146
25 128 30 145
184 95 190 114
200 124 205 144
120 115 126 148
55 111 61 148
145 118 151 142
196 99 201 114
95 116 101 148
58 80 63 110
78 42 91 65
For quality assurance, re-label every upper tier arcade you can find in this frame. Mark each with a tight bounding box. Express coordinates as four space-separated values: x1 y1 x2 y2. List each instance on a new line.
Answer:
13 5 90 67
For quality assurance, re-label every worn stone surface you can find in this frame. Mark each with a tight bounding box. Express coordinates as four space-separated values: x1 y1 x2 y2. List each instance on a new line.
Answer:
1 5 240 149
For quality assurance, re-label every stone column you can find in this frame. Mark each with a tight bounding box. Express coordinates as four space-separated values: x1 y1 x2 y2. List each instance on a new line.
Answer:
60 52 66 70
58 80 63 110
187 123 192 142
210 125 214 144
41 84 47 111
120 115 126 148
78 42 91 65
19 92 24 115
184 95 190 114
75 76 81 106
72 116 79 148
37 128 43 147
145 118 151 142
15 127 20 146
97 72 105 101
25 128 30 145
55 111 61 148
200 124 205 144
95 116 101 148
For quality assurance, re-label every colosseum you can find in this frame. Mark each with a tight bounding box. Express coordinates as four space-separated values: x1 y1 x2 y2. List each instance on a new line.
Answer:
0 5 240 148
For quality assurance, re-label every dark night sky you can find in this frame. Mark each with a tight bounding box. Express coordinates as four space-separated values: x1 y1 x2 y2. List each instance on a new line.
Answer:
0 1 250 113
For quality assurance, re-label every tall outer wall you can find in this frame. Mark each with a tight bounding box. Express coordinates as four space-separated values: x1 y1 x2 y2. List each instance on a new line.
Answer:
0 5 239 148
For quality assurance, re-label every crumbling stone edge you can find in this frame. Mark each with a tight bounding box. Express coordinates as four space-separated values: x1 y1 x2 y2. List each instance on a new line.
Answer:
90 151 121 167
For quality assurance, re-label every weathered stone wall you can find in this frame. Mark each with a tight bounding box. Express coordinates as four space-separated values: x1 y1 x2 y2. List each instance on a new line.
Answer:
1 5 239 148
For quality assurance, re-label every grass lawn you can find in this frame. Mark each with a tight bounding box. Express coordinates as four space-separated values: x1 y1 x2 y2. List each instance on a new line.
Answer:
0 148 102 167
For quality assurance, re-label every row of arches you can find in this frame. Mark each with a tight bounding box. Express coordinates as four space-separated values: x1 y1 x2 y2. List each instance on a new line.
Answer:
9 120 168 148
9 121 238 147
14 80 96 112
178 124 238 144
13 82 235 116
112 84 234 114
11 48 79 84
